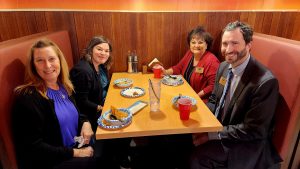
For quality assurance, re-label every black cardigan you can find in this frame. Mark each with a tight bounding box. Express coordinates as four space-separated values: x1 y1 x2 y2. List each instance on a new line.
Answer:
70 59 104 132
12 88 88 169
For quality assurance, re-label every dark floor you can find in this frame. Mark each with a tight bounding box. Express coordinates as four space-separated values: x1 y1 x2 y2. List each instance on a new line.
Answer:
129 135 193 169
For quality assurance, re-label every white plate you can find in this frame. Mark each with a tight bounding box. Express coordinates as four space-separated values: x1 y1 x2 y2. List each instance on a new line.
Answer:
114 78 133 88
162 75 184 86
98 115 132 130
121 87 145 98
171 95 197 107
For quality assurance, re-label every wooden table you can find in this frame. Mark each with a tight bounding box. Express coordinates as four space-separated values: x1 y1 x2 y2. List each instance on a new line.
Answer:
96 72 222 139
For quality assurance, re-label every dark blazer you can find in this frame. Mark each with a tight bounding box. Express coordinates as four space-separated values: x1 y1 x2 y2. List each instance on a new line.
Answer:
207 56 282 169
70 59 103 132
12 87 88 169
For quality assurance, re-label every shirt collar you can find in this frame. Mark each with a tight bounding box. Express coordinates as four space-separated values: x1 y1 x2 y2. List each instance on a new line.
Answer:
229 54 250 76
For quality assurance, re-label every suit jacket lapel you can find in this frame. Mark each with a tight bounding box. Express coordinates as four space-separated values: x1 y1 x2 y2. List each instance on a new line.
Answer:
224 56 256 122
217 68 230 96
215 64 230 102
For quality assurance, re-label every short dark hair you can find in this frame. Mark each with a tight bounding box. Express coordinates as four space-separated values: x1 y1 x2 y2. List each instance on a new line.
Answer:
82 36 113 70
187 26 213 50
223 21 253 44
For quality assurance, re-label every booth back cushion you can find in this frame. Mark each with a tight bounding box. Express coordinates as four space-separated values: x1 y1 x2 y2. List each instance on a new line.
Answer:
0 31 73 169
251 33 300 169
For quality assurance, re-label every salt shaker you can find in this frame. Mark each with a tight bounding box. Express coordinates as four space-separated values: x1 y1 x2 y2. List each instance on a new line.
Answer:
127 51 133 73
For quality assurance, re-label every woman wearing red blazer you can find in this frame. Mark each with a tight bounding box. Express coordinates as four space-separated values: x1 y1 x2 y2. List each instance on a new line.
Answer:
159 26 220 103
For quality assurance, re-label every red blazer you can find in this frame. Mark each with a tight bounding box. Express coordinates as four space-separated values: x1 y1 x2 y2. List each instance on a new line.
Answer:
172 50 220 102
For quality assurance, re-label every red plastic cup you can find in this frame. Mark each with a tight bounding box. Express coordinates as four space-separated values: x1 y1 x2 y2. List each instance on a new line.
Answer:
178 98 192 120
153 67 162 78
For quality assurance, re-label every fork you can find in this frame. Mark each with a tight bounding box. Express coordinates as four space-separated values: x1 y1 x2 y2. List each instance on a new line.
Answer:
109 114 124 122
174 93 182 103
167 74 177 79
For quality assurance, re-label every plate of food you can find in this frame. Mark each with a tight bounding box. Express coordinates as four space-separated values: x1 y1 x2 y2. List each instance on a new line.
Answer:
171 95 197 107
121 87 145 98
114 78 133 88
98 106 132 129
162 75 184 86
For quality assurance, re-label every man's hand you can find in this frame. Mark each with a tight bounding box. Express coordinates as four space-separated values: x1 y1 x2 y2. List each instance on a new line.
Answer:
192 132 209 146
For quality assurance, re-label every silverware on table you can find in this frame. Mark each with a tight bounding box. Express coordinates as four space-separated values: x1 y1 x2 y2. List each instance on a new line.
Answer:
174 93 182 103
109 114 124 122
149 79 160 101
167 74 177 79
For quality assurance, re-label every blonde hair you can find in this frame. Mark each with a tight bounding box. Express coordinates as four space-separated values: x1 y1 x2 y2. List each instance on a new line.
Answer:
15 39 74 98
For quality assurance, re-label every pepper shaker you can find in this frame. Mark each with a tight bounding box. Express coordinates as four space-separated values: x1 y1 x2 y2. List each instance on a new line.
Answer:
132 50 138 73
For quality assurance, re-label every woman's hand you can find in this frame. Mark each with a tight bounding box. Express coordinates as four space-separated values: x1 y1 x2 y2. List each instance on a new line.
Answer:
198 90 205 98
153 64 165 73
73 146 94 157
153 64 173 75
97 105 103 112
80 122 94 145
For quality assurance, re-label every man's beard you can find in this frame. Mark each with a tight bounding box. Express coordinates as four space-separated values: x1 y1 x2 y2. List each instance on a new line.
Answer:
223 47 247 65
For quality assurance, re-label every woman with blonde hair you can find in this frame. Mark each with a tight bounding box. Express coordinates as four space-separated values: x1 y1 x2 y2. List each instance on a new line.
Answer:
12 39 98 169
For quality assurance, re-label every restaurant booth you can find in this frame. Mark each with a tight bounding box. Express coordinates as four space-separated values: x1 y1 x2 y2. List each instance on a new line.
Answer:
0 1 300 169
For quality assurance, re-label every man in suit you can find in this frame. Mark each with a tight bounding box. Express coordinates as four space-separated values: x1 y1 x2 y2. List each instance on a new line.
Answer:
190 21 282 169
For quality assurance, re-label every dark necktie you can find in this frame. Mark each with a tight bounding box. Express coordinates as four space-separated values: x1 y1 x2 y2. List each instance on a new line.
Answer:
215 69 233 121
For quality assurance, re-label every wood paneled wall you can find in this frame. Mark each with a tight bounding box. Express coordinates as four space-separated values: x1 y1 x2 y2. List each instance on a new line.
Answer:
1 11 300 72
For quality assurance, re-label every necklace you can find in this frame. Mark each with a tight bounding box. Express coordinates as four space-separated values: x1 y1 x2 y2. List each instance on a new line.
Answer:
58 90 66 99
60 92 66 99
47 85 67 100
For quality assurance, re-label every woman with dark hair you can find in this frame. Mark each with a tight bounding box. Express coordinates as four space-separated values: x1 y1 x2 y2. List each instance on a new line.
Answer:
157 26 220 102
12 39 97 169
70 36 112 132
141 27 220 169
70 36 131 169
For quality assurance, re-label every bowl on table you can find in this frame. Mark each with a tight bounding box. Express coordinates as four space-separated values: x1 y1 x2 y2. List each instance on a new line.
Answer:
171 95 197 108
162 75 184 86
101 108 132 126
114 78 133 88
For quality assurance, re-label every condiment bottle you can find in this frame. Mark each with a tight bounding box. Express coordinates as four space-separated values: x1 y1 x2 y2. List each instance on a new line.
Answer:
132 50 138 73
127 51 133 73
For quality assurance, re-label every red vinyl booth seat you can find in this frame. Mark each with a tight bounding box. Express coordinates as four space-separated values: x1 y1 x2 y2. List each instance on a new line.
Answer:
0 31 73 169
252 33 300 169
